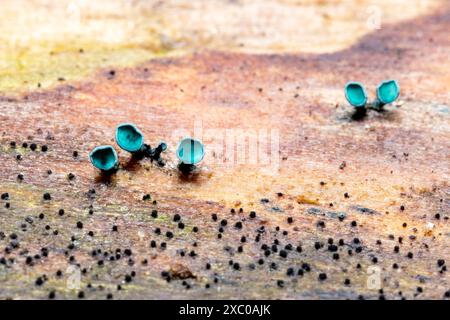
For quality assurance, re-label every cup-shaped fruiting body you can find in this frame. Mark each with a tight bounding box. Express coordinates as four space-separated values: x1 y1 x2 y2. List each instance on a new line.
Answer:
115 123 144 153
376 80 400 107
345 82 368 108
176 137 205 165
154 142 167 158
89 145 118 171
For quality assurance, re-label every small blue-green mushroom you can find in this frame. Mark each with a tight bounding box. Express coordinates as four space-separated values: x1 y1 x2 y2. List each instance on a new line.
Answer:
376 80 400 106
176 137 205 165
89 145 118 171
115 123 144 153
345 82 368 108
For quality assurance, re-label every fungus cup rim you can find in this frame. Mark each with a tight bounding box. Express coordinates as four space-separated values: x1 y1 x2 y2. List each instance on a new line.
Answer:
115 123 144 153
345 82 368 108
376 80 400 105
89 145 118 171
176 137 205 165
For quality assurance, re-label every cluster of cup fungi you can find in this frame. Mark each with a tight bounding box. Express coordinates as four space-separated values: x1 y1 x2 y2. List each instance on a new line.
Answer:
345 80 400 119
89 123 205 175
89 81 399 174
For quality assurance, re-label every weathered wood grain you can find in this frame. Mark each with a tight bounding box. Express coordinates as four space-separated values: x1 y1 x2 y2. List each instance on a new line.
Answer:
0 0 448 300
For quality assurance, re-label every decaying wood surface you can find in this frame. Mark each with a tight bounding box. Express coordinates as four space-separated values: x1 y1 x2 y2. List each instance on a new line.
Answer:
0 0 449 300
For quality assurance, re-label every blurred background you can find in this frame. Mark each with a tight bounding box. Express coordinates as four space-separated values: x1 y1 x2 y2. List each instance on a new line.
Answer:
0 0 442 92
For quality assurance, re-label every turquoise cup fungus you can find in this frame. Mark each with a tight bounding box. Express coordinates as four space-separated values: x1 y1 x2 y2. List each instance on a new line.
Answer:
176 138 205 165
345 82 368 108
115 123 144 153
89 145 118 171
376 80 400 106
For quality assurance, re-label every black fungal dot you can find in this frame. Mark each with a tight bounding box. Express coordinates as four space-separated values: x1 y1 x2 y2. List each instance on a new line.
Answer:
351 221 357 227
211 214 218 221
35 277 44 286
249 211 256 218
142 194 151 201
328 244 338 252
318 273 327 281
41 145 48 152
76 221 83 229
43 193 51 200
314 242 322 250
173 214 181 222
151 210 158 218
30 143 37 151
